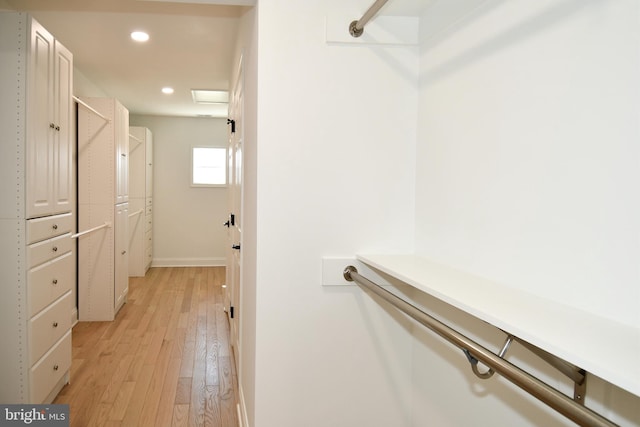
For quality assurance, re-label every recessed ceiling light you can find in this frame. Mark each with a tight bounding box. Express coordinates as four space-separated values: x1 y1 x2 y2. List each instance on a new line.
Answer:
131 31 149 42
162 87 174 94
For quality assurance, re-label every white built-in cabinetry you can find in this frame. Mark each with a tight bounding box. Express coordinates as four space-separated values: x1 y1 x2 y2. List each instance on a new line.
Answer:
77 97 129 321
0 13 74 404
128 127 153 276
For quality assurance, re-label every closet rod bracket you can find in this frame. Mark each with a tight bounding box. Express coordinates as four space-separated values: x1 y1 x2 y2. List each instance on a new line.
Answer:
349 20 364 38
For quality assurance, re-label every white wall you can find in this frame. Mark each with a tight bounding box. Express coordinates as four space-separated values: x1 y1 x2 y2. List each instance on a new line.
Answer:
243 0 640 426
415 0 639 328
130 115 229 267
413 1 640 426
248 1 418 426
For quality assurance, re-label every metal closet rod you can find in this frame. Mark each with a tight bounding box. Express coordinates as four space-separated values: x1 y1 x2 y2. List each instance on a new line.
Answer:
70 222 111 239
342 266 618 427
349 0 390 37
73 96 111 122
128 209 144 218
129 133 142 144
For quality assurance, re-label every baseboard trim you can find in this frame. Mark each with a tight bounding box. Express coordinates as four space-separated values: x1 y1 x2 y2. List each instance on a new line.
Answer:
237 384 250 427
151 257 226 267
71 307 78 327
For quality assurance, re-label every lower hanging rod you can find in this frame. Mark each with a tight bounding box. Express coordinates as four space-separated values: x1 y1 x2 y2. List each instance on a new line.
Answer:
343 266 618 427
70 222 111 239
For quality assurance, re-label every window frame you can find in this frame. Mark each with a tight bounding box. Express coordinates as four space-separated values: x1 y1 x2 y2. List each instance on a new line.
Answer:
190 145 228 188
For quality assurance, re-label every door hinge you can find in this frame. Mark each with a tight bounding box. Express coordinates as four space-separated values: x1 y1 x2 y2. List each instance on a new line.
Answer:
230 306 235 319
227 118 236 133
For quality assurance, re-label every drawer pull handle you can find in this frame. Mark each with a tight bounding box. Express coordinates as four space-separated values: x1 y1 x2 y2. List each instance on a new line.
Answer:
53 322 58 328
53 365 59 371
52 279 58 285
52 246 58 252
52 224 58 230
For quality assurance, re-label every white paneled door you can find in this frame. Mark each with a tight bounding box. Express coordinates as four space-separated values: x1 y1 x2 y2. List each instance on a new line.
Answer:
226 58 244 372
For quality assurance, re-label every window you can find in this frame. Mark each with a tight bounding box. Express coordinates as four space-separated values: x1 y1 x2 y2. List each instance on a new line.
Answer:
191 146 227 187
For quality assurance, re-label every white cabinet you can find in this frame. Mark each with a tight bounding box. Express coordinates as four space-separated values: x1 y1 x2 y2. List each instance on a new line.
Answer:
77 97 129 321
0 13 74 404
26 17 74 219
128 127 153 277
115 203 129 309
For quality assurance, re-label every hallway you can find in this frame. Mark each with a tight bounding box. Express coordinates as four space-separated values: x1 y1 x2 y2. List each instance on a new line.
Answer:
53 267 238 427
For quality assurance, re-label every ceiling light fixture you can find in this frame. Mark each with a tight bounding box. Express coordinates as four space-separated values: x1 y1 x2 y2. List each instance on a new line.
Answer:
161 87 174 94
191 89 229 104
131 31 150 42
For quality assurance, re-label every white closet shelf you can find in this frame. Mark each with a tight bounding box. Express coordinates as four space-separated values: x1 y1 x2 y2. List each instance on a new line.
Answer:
356 254 640 398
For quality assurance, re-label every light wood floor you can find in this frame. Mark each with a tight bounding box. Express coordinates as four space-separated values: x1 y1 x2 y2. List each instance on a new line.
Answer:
54 267 238 427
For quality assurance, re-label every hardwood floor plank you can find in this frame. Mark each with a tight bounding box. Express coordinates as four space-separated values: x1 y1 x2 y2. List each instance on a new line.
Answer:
108 381 136 421
175 377 192 405
138 338 174 426
53 267 237 427
204 385 222 427
154 357 182 427
172 403 190 427
120 363 154 425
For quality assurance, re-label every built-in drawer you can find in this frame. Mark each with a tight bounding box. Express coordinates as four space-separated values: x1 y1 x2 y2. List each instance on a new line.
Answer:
145 214 152 232
29 291 72 365
26 213 73 245
28 251 74 317
30 330 71 404
27 233 73 268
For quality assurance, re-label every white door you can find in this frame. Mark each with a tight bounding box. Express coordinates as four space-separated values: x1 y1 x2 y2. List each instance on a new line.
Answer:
53 40 74 215
26 20 54 219
226 59 244 370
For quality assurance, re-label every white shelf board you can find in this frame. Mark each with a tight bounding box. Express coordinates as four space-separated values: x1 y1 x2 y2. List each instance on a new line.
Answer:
356 254 640 398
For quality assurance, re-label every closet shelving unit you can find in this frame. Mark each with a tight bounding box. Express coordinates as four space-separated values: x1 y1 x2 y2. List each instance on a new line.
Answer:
354 254 639 399
77 97 130 321
333 1 639 426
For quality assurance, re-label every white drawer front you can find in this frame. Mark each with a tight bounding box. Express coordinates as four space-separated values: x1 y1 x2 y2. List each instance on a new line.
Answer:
27 213 73 244
30 330 71 404
29 291 73 366
27 233 73 268
28 251 74 316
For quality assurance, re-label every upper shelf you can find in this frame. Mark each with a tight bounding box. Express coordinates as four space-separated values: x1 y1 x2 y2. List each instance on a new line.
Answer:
356 254 640 398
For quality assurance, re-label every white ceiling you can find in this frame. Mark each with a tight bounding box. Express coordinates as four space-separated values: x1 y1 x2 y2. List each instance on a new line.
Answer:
2 0 252 117
1 0 428 117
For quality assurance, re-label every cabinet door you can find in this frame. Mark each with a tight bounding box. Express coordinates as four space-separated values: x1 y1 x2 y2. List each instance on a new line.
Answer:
128 128 144 199
145 129 153 198
26 19 54 219
114 203 129 310
52 40 73 215
115 103 129 204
